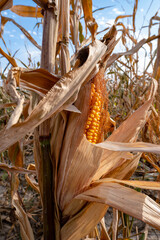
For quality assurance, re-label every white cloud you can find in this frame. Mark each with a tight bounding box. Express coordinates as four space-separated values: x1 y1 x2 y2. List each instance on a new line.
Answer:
107 19 115 26
99 20 105 26
3 11 7 15
140 8 144 12
9 34 14 37
33 31 37 35
4 30 10 34
113 8 125 15
12 29 16 33
28 30 32 34
20 34 25 39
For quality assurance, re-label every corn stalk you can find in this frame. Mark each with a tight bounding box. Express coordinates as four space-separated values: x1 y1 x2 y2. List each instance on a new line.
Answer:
39 1 59 239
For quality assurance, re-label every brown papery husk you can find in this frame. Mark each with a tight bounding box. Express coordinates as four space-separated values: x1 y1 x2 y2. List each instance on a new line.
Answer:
57 80 103 211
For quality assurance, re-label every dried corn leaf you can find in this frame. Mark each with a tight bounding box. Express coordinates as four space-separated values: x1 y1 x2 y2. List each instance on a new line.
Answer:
12 193 34 240
115 14 132 24
106 35 160 68
97 141 160 154
19 68 60 95
143 153 160 173
0 16 8 37
0 102 16 108
133 0 138 32
0 163 36 174
95 178 160 190
61 202 108 240
0 47 18 67
100 218 110 240
0 40 107 152
8 142 23 167
11 5 43 18
33 0 47 8
4 69 25 127
76 182 160 230
81 0 98 40
92 150 134 181
0 0 12 11
104 153 142 180
7 96 24 128
116 22 137 44
25 164 40 193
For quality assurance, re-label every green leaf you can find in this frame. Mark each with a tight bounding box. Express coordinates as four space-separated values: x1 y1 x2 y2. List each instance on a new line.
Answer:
79 22 84 43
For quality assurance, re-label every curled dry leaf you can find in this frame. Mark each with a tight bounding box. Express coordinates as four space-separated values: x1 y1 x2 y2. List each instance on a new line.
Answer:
81 0 98 41
32 0 48 8
19 68 60 96
61 203 108 240
132 0 138 32
115 14 132 24
94 178 160 191
10 5 43 18
12 193 34 240
25 164 40 193
4 68 25 128
0 0 13 11
0 47 18 67
106 35 160 69
76 182 160 230
0 16 9 37
0 163 36 174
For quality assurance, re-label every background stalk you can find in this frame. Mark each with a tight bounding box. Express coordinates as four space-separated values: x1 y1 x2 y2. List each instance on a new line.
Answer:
60 0 70 75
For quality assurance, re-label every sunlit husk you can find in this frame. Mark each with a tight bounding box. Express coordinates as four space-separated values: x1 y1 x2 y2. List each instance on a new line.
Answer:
76 182 160 230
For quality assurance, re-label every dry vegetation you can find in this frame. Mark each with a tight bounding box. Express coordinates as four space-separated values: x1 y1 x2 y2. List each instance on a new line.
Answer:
0 0 160 239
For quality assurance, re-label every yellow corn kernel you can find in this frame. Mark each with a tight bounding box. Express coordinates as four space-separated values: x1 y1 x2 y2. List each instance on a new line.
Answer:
87 132 93 136
90 126 97 130
89 114 95 118
93 132 98 137
87 135 93 140
91 109 96 115
93 106 100 111
92 122 98 126
84 70 107 144
88 129 95 133
88 117 92 121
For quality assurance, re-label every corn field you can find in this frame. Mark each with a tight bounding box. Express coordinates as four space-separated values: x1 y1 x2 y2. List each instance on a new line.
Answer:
0 0 160 239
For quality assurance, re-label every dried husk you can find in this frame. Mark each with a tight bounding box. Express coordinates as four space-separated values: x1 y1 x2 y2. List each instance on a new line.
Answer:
76 182 160 230
61 202 108 240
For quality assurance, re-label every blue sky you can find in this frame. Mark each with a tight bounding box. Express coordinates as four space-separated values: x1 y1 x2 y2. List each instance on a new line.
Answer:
0 0 160 77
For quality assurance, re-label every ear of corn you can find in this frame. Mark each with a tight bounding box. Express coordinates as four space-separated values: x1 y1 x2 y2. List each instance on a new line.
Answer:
84 68 109 144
